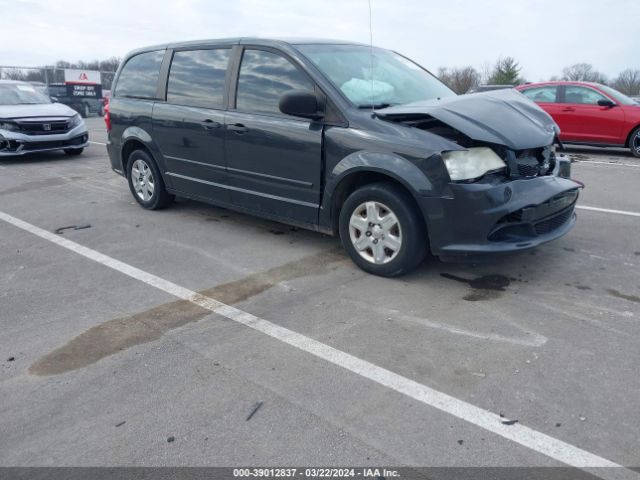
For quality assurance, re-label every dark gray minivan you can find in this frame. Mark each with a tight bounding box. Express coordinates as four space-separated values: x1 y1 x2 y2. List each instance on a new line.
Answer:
106 38 582 276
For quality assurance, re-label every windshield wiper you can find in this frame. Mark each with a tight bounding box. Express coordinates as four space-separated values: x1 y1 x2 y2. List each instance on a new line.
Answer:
357 103 394 110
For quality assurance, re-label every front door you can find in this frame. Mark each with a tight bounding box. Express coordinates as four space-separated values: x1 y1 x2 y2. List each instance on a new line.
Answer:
153 47 232 201
224 48 323 224
555 85 626 144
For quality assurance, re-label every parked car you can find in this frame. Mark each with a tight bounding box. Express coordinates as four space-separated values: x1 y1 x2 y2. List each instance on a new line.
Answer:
106 38 581 276
466 85 515 94
517 81 640 157
0 80 88 157
47 83 104 118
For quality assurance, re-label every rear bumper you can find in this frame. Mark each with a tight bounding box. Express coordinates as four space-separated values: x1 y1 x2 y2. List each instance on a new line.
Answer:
419 170 582 258
0 125 89 157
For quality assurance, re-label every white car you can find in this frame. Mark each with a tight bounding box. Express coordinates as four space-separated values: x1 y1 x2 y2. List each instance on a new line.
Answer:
0 80 89 157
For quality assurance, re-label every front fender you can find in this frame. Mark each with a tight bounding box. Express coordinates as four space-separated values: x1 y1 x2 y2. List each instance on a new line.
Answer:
320 150 439 231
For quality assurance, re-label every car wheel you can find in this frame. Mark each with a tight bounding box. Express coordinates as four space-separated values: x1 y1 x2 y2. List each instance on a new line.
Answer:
339 182 427 277
127 149 174 210
81 104 90 118
64 148 84 156
630 127 640 158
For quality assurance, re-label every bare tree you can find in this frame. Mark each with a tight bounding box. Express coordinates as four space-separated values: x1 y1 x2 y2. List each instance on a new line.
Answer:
438 66 481 94
561 63 607 83
612 69 640 96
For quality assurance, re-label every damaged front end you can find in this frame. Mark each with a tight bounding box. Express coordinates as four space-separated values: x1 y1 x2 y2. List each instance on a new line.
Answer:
377 90 583 259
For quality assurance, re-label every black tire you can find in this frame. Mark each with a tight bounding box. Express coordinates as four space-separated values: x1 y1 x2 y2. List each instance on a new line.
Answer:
126 149 174 210
339 182 427 277
64 148 84 156
81 104 90 118
629 126 640 158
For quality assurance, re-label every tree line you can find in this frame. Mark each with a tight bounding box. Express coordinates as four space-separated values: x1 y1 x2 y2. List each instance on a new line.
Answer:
438 58 640 96
2 56 638 97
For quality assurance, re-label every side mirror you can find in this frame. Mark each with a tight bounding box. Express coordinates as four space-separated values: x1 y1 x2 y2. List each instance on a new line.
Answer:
597 99 615 107
279 90 323 119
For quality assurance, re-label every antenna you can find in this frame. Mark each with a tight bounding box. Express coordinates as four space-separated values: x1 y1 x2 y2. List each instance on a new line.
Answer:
368 0 375 117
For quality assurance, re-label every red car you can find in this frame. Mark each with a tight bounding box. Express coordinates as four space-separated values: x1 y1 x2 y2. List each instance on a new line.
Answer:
516 81 640 157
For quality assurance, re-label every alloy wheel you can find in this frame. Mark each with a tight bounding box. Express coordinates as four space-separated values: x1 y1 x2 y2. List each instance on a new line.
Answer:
348 201 402 264
131 159 155 202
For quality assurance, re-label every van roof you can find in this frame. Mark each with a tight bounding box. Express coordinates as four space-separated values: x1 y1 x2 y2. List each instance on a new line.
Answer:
126 37 369 56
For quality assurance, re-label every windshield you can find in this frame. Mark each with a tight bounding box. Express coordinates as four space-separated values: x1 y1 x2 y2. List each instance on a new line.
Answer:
0 83 52 105
296 44 455 108
596 84 636 106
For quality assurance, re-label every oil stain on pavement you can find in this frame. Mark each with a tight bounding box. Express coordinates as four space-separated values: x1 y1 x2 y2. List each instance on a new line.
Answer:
29 249 348 376
439 272 513 301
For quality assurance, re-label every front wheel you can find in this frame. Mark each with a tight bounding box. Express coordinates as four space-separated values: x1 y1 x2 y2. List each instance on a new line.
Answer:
339 182 427 277
630 127 640 158
127 149 174 210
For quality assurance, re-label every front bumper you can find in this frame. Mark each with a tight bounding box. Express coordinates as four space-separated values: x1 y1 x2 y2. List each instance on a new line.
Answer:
420 162 582 258
0 125 89 157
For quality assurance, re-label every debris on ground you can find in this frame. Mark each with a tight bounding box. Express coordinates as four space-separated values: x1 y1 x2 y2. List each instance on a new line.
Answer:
501 419 518 426
246 401 264 421
55 224 92 234
115 421 126 427
167 436 175 443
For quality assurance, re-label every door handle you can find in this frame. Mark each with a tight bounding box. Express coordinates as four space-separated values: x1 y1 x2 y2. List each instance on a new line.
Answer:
201 119 221 130
562 107 575 112
227 123 248 134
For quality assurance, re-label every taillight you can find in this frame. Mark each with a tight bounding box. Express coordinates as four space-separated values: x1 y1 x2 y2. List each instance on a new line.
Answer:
104 102 111 132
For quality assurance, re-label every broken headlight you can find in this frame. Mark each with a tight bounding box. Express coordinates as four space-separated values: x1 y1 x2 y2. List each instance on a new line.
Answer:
0 121 19 132
442 147 506 181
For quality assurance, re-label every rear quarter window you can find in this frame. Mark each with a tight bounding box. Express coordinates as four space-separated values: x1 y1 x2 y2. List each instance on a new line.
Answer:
115 50 165 99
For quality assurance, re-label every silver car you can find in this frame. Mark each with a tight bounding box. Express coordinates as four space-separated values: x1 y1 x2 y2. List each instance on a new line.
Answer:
0 80 89 157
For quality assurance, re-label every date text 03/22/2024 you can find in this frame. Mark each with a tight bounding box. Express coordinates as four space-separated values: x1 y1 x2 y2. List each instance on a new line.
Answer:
232 468 400 478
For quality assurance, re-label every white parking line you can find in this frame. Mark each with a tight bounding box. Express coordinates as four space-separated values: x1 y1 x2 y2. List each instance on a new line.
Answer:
575 160 640 168
577 205 640 218
89 141 107 146
2 211 635 477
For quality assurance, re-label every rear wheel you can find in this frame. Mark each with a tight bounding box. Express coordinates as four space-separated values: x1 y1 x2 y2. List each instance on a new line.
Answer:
339 182 427 277
630 127 640 158
127 149 174 209
81 103 90 118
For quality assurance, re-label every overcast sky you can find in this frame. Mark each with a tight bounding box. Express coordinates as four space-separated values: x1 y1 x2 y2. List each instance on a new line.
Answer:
1 0 638 81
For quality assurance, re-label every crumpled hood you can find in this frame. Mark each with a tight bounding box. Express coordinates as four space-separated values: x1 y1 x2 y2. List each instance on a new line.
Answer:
377 89 558 150
0 102 77 120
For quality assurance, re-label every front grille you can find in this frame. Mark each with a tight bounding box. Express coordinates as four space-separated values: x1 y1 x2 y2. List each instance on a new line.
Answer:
534 206 575 235
517 161 540 178
17 120 71 136
506 146 554 179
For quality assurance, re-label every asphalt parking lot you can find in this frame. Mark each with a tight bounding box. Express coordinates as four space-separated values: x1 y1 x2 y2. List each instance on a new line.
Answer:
1 117 639 478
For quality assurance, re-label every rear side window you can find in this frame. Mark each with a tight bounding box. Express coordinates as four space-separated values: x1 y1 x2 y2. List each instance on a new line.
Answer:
564 86 608 105
167 49 231 109
115 50 164 99
236 49 314 115
521 86 558 103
